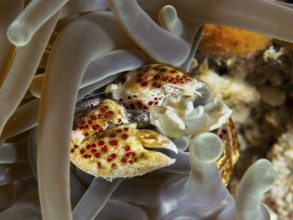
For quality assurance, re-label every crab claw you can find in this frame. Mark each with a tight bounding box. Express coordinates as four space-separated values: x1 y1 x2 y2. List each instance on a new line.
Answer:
72 99 129 146
70 123 177 180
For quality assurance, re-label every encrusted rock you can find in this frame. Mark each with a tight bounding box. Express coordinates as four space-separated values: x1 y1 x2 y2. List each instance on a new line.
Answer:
263 129 293 220
195 62 260 123
259 86 286 107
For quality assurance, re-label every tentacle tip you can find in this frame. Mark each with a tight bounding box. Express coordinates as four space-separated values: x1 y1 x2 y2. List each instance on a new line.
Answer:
7 21 33 46
251 159 276 185
189 132 223 163
160 5 177 22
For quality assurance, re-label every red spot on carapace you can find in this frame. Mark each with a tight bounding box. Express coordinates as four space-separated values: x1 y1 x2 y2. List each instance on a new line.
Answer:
109 140 118 146
98 140 105 146
92 124 99 130
91 149 97 153
110 133 116 138
125 152 132 157
121 134 128 139
90 115 96 120
101 145 108 152
110 153 117 159
141 82 148 87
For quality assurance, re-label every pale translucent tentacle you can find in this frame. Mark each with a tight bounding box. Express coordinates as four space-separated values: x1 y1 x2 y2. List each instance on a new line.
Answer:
172 137 189 152
7 0 67 46
27 127 38 179
30 75 44 98
70 165 86 209
0 143 28 164
62 0 109 17
0 15 58 136
161 151 190 174
0 183 16 212
159 5 184 35
77 75 120 100
234 159 275 220
186 132 229 204
138 0 293 42
72 178 122 220
74 167 94 187
30 49 147 99
109 0 191 65
1 99 39 140
111 178 163 205
0 163 32 185
0 203 41 220
81 49 147 88
180 26 204 70
156 133 233 219
271 0 293 9
96 199 149 220
37 13 132 220
0 0 23 86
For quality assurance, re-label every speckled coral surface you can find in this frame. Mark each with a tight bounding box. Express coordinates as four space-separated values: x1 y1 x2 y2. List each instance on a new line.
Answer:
263 130 293 220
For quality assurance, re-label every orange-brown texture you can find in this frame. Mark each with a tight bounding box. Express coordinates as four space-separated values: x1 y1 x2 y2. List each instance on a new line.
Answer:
199 24 272 55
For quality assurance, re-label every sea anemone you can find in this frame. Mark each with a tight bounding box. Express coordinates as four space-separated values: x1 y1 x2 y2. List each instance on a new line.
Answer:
0 0 292 219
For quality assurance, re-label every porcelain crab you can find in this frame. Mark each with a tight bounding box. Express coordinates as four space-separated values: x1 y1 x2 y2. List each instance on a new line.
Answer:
72 64 239 183
105 64 232 135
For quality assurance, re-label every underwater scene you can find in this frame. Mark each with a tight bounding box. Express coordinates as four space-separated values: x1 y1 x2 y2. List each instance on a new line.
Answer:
0 0 292 219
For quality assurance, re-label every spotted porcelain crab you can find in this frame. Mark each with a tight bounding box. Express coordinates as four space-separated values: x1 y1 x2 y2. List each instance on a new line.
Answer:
72 64 239 183
105 64 204 112
105 64 232 135
71 99 177 180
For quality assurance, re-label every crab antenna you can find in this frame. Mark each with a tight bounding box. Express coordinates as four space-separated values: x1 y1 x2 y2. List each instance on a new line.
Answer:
235 159 276 220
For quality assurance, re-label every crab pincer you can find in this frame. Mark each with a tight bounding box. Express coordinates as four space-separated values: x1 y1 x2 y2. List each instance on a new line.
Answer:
70 99 177 180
